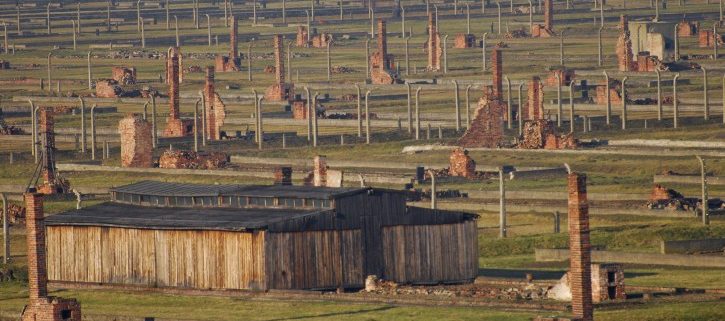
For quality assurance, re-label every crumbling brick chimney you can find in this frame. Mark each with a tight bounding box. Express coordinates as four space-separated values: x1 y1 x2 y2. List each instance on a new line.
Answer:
491 48 502 99
527 76 544 120
568 172 594 321
163 51 191 137
544 0 553 31
616 15 634 72
118 113 152 168
230 16 238 59
427 13 442 71
166 47 184 84
21 192 82 321
204 66 218 140
370 19 397 84
266 35 294 101
274 166 293 185
36 108 62 195
313 155 328 187
296 26 309 47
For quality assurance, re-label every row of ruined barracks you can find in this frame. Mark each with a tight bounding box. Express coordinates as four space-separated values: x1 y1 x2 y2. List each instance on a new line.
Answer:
44 181 478 290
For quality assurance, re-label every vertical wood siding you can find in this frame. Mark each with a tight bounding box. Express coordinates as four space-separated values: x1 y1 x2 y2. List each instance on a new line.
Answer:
46 226 266 290
381 221 479 284
265 229 364 289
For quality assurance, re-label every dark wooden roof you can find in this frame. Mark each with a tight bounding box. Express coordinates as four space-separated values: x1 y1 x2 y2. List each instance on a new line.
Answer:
111 180 367 199
46 202 333 231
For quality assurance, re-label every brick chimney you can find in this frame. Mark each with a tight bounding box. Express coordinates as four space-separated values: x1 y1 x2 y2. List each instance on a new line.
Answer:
377 18 388 71
230 16 238 59
274 166 293 185
168 53 180 121
568 173 593 321
491 48 502 99
118 113 152 168
24 192 48 302
313 155 328 187
427 13 441 71
544 0 554 31
204 66 218 140
273 34 285 86
527 76 544 120
38 108 56 192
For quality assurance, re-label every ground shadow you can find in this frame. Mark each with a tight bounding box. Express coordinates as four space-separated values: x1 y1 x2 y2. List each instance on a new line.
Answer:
263 306 395 321
479 268 657 281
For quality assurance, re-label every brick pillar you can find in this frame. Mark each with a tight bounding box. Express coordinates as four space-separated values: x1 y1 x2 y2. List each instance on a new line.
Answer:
169 54 180 120
568 173 593 321
619 14 628 31
24 192 47 303
544 0 553 31
118 113 152 168
274 166 293 185
427 13 440 71
377 18 388 70
230 16 238 58
527 76 544 120
38 108 56 189
491 48 502 99
204 66 217 140
274 34 285 85
313 155 328 187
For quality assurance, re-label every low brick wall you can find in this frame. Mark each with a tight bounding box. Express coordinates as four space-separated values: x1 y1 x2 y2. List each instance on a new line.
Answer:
661 238 725 254
535 248 725 268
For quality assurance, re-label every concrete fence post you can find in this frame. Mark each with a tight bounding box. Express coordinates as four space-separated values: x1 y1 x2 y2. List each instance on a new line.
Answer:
528 0 533 32
499 168 507 238
703 67 709 120
674 24 680 61
143 101 148 120
401 6 406 37
465 84 472 128
199 92 207 146
193 99 200 152
598 27 603 66
407 83 413 133
91 104 97 160
151 95 157 148
713 25 718 60
47 3 52 34
365 90 372 144
656 69 662 121
405 37 410 76
569 78 576 133
174 16 180 47
496 2 502 34
554 211 560 233
556 73 562 127
722 74 725 125
696 156 709 225
482 33 488 71
621 76 628 130
287 41 293 81
415 87 422 140
673 73 680 128
518 83 524 136
560 30 565 66
604 71 611 125
79 98 86 153
1 192 7 264
355 84 362 137
505 76 512 129
429 170 437 209
248 41 254 81
87 51 93 90
443 35 449 74
365 39 371 79
467 4 471 34
312 92 318 147
453 81 461 131
327 41 332 81
167 0 171 29
47 53 52 93
206 14 212 46
27 100 35 157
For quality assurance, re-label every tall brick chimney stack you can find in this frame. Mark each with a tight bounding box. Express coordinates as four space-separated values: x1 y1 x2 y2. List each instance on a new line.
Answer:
204 66 218 140
568 173 594 321
230 16 238 59
377 18 388 71
427 13 441 71
24 192 48 302
491 48 502 99
273 34 285 86
527 76 544 120
119 114 152 168
38 108 56 190
619 14 628 31
544 0 554 31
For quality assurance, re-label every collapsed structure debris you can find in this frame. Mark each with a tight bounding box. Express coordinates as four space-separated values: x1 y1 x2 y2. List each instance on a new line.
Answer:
677 20 699 37
518 119 577 150
158 150 229 169
0 109 24 135
454 33 476 48
0 203 25 225
547 264 626 303
448 148 476 178
110 66 137 85
616 15 635 72
118 114 152 168
531 0 555 37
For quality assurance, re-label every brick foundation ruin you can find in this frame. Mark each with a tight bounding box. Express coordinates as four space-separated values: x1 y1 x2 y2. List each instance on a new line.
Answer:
426 13 442 71
594 79 623 105
36 108 69 195
158 150 229 169
545 68 575 87
698 29 724 48
313 155 328 187
635 52 664 72
291 100 308 119
203 67 227 140
677 20 699 37
370 19 398 84
310 32 333 48
649 184 684 201
215 16 241 72
568 173 594 321
448 148 476 178
454 33 476 48
265 35 295 101
118 113 152 168
163 50 193 137
518 119 577 149
296 26 309 47
111 66 137 85
591 263 626 303
274 167 293 185
21 192 82 321
531 0 555 37
95 79 123 98
457 48 505 148
526 76 544 120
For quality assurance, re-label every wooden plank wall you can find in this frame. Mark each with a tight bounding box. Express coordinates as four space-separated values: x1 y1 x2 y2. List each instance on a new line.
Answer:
46 226 266 290
265 229 364 289
381 221 479 284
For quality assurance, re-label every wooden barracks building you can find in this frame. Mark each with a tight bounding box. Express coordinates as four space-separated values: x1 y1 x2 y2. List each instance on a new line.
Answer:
44 181 479 291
